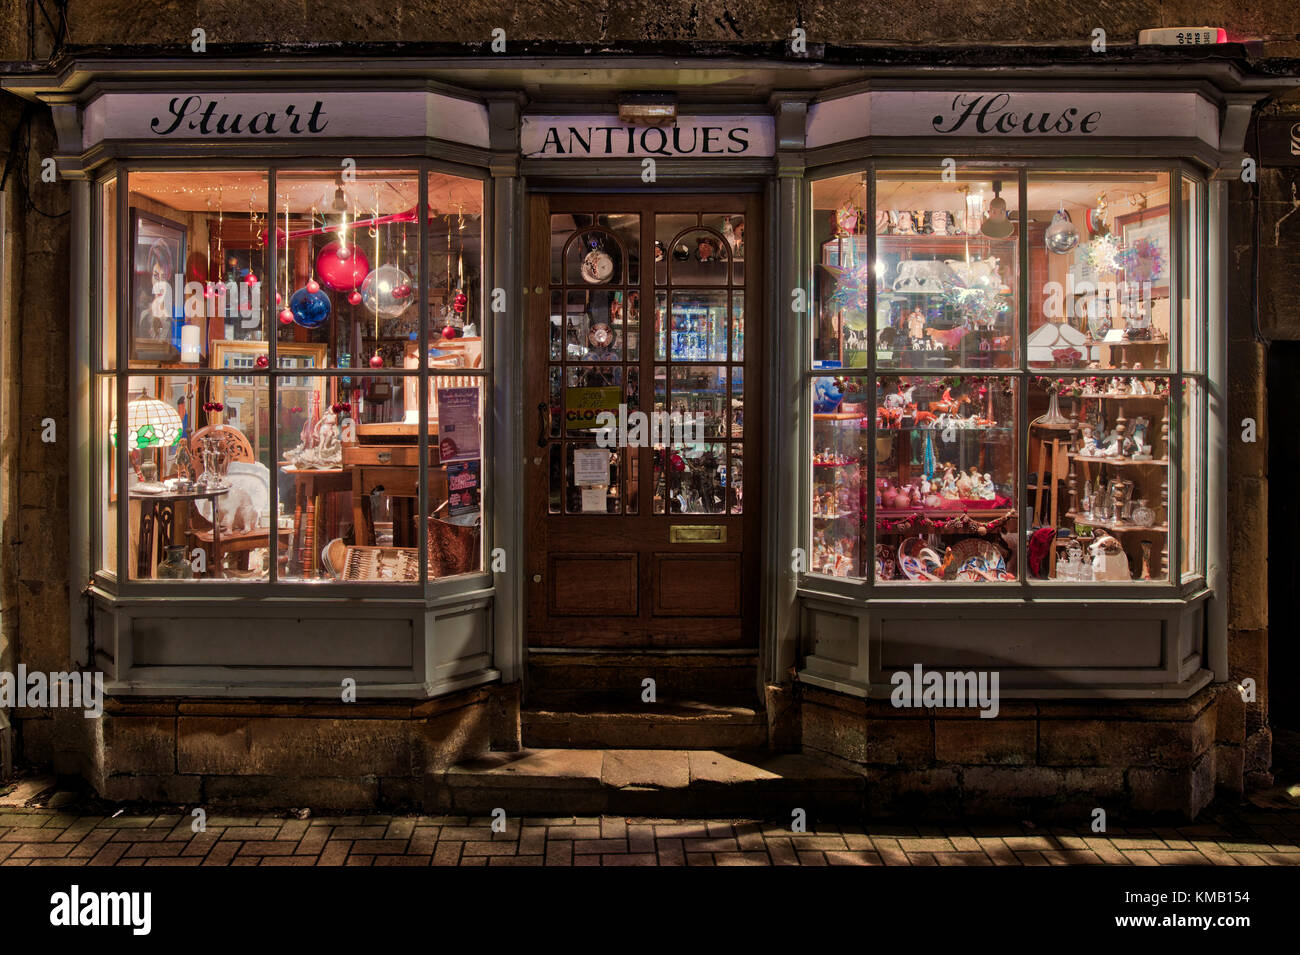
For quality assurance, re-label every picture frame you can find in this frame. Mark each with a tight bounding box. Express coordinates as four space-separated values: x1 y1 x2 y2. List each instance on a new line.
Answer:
208 340 328 462
1116 204 1170 299
129 208 187 362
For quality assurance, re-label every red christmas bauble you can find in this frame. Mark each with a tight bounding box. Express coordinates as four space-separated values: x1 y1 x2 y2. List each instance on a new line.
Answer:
391 282 412 300
315 241 371 292
453 291 468 314
348 290 363 306
441 324 460 340
306 279 320 294
278 308 294 325
244 272 258 286
369 353 384 369
275 291 283 305
255 355 269 369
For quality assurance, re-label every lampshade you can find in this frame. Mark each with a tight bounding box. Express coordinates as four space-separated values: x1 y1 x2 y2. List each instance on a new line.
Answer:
110 391 184 450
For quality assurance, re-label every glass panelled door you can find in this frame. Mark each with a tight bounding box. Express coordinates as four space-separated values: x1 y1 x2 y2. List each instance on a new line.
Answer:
526 195 761 649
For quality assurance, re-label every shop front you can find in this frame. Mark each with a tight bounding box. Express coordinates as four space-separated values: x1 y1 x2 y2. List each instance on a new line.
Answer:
1 50 1283 817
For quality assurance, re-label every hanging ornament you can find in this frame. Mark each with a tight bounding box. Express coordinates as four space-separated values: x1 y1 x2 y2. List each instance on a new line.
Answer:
348 289 363 306
369 352 384 368
275 292 283 305
316 240 371 292
1086 192 1110 238
278 307 295 325
289 285 332 328
360 265 414 318
453 291 467 314
1082 234 1123 274
1044 207 1080 254
441 323 461 340
306 278 320 294
255 355 269 369
244 271 258 286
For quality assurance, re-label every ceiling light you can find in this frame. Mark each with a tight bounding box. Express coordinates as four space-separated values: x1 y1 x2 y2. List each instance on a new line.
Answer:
618 93 678 127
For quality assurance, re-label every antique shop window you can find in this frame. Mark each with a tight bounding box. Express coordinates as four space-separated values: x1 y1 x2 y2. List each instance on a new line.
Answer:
97 165 485 585
808 165 1203 585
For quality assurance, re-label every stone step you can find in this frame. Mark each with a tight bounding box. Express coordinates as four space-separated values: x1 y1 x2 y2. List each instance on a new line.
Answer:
429 748 866 818
523 700 768 750
527 651 759 708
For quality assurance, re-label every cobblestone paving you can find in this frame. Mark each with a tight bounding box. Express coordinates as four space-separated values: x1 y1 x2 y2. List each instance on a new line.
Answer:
2 805 1299 866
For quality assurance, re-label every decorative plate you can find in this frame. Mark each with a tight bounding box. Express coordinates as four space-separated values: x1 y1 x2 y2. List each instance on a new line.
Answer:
581 249 615 284
898 536 944 581
945 538 1013 581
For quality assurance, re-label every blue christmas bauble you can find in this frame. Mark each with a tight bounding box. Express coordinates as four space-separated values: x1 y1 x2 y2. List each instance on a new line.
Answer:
812 376 844 414
289 285 332 329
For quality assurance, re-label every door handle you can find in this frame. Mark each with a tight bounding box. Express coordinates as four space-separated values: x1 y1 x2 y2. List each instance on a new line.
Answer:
536 402 549 447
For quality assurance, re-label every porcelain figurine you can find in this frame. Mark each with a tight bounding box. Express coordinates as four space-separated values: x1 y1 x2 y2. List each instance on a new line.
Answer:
940 465 958 498
1078 425 1101 456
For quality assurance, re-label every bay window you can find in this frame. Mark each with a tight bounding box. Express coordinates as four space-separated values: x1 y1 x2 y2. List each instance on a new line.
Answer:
95 164 487 588
808 163 1205 588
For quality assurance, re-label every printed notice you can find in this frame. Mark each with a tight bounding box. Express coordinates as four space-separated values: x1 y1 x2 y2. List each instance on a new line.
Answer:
573 448 611 486
581 487 608 513
436 387 480 462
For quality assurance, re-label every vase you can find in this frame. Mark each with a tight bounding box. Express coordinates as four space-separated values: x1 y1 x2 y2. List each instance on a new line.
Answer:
157 545 194 580
1131 500 1155 527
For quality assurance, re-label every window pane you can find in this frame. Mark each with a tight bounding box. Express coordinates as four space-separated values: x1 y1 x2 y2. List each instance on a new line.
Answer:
96 375 118 576
811 387 867 578
427 172 484 354
100 177 118 371
1181 377 1203 578
126 170 268 366
875 168 1019 371
1181 177 1205 373
873 374 1018 584
813 172 868 367
429 373 484 579
1027 171 1171 371
1035 375 1170 582
275 169 422 368
669 290 728 361
123 374 270 581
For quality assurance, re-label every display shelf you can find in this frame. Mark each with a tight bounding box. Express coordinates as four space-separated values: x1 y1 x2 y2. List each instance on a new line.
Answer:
1065 511 1167 535
1067 453 1170 467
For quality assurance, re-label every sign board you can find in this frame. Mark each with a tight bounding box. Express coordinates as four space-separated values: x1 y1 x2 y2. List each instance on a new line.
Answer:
522 115 775 158
564 386 621 431
82 91 491 150
807 91 1219 149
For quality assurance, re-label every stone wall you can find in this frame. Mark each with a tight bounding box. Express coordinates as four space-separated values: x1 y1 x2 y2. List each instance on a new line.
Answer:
0 1 1295 56
801 684 1222 821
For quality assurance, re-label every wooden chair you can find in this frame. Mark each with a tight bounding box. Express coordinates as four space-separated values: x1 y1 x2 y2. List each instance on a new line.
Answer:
186 424 291 578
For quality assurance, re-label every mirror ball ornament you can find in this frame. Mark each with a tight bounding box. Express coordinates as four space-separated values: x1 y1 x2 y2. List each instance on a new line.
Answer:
1045 209 1080 254
288 285 332 329
315 241 371 292
360 265 414 318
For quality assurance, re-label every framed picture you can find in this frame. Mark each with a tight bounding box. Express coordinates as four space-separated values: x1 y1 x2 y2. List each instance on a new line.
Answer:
209 340 328 462
129 209 187 362
1116 205 1170 299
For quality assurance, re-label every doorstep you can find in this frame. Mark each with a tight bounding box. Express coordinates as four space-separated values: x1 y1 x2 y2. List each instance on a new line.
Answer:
428 748 866 818
522 700 767 749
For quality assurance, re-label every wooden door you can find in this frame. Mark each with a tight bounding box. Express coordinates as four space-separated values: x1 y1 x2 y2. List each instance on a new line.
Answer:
525 194 762 649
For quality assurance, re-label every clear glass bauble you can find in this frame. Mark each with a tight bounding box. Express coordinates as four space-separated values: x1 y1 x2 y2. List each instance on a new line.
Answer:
360 265 414 319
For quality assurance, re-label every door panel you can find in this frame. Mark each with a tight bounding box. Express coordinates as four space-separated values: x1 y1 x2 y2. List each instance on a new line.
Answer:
526 194 761 649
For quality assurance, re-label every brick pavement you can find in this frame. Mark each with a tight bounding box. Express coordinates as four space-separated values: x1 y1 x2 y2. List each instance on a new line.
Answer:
1 804 1298 866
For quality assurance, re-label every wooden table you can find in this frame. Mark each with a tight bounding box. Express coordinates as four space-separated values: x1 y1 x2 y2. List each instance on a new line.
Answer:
342 444 448 548
131 486 229 579
279 466 353 578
